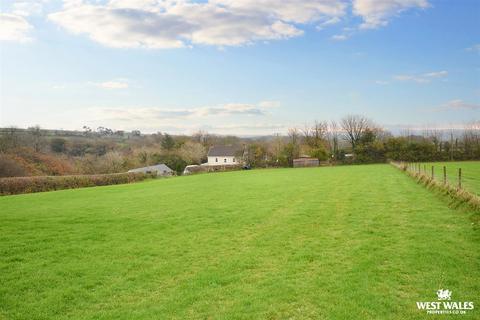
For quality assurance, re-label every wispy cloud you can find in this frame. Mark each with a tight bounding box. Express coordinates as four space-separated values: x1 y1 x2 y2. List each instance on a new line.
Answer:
91 80 129 90
393 70 448 84
465 44 480 53
331 34 348 41
437 99 480 111
92 101 278 121
0 13 33 42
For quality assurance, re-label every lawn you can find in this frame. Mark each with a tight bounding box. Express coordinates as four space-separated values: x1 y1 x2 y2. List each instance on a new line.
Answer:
420 161 480 195
0 164 479 319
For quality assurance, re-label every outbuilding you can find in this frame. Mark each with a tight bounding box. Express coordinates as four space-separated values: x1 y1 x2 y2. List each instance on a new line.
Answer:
293 157 319 168
128 164 174 176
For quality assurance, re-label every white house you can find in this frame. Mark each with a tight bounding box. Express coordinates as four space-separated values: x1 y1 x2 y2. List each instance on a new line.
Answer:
207 145 242 166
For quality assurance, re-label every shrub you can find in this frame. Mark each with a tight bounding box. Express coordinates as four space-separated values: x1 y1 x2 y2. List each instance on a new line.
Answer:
0 155 26 177
50 138 67 153
0 172 155 195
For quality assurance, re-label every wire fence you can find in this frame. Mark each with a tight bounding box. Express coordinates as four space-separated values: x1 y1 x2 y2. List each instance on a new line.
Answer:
396 162 463 189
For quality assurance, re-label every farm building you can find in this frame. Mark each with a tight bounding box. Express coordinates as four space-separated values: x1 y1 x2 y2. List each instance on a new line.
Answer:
128 164 174 176
183 164 203 175
293 157 319 168
207 145 243 166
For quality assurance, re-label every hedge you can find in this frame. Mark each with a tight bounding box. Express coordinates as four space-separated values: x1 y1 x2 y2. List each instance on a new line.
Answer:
0 172 155 196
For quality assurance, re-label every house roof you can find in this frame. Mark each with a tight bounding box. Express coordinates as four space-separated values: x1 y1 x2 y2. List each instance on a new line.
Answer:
207 145 242 157
128 164 173 173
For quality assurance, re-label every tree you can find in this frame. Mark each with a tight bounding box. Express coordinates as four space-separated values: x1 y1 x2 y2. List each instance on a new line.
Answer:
309 145 329 161
27 125 44 152
341 115 372 150
280 128 301 166
178 141 206 164
0 127 20 152
98 151 125 173
161 134 175 150
50 138 67 153
0 155 26 177
328 120 340 160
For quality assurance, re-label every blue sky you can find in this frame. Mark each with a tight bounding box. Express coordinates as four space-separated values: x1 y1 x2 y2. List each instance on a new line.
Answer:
0 0 479 135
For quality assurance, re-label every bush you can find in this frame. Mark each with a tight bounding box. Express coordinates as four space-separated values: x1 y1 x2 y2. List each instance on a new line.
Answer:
0 155 26 177
50 138 67 153
0 172 155 195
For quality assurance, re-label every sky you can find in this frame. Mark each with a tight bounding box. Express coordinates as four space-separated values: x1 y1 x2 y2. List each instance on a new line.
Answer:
0 0 479 135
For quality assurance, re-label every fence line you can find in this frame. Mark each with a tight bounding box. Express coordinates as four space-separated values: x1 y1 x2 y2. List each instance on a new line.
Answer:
397 162 463 190
390 161 480 211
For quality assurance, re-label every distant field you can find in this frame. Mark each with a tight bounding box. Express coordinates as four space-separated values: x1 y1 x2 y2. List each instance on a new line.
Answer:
420 161 480 195
1 165 479 319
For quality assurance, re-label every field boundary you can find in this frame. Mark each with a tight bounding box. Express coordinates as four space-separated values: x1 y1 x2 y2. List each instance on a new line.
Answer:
391 161 480 212
0 172 156 196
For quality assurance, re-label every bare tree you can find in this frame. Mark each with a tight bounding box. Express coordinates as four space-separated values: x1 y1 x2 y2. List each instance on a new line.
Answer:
0 127 20 152
328 120 340 158
27 125 44 152
340 115 372 150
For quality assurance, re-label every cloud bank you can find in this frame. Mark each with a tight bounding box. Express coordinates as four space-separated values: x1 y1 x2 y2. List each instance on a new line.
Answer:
45 0 431 48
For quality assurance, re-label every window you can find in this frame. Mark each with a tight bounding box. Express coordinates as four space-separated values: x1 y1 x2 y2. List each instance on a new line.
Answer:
224 158 227 163
233 158 236 162
215 158 218 162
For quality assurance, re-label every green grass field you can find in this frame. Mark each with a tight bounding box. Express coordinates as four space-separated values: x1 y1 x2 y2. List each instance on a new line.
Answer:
420 161 480 195
1 164 479 319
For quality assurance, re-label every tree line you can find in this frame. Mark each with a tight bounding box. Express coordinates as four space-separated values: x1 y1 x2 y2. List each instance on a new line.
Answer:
0 116 479 177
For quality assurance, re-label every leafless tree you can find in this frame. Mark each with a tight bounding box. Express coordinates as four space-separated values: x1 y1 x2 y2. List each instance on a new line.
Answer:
288 128 300 146
302 121 328 148
340 115 372 149
327 120 341 158
27 125 44 152
0 127 20 152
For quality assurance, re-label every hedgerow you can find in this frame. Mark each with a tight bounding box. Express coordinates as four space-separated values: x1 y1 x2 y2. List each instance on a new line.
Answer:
0 172 154 195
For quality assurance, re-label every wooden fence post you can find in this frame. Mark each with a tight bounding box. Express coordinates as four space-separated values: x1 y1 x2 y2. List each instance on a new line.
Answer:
443 166 447 184
458 168 462 189
431 166 434 179
424 164 426 174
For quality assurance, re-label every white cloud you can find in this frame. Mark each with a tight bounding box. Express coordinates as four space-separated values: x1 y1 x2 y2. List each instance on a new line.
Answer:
48 0 348 48
93 80 129 89
393 70 448 83
0 13 33 42
353 0 430 29
12 1 44 17
439 99 480 111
